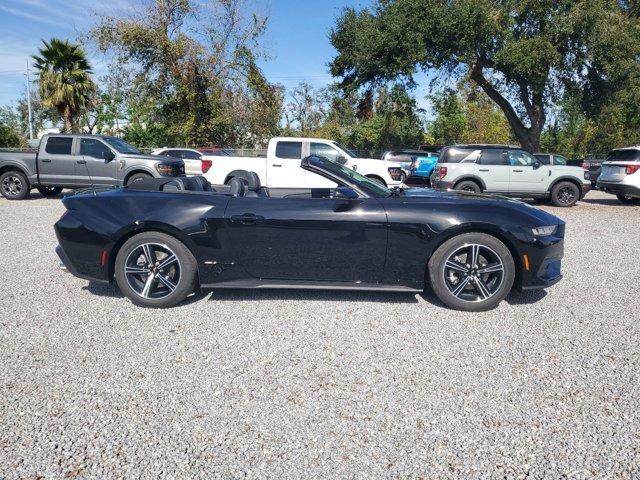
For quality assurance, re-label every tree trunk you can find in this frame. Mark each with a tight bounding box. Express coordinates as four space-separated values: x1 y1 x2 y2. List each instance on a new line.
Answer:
62 105 73 133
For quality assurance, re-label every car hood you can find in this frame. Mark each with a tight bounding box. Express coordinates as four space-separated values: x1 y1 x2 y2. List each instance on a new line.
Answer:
396 188 564 225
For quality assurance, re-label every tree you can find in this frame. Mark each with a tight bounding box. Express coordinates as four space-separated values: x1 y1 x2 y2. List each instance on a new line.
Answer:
32 38 96 133
330 0 640 152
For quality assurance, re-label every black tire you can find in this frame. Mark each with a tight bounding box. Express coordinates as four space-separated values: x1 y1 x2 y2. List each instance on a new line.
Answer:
616 194 640 205
366 175 387 187
454 180 481 194
0 170 30 200
37 186 63 197
427 232 515 312
126 172 153 185
400 172 407 184
114 232 198 308
550 181 580 207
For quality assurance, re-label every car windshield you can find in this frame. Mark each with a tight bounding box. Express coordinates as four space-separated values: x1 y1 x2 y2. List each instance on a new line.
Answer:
103 137 141 155
607 149 640 162
331 142 358 158
554 155 569 165
309 156 391 197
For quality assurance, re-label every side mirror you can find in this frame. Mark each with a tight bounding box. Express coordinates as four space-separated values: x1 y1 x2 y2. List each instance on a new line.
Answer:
103 150 115 162
335 186 358 199
336 155 348 165
532 160 541 170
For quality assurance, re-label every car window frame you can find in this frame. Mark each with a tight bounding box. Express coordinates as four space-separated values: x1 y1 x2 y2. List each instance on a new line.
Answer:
80 137 114 159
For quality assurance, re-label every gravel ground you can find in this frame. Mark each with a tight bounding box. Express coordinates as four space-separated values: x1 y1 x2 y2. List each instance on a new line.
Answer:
1 190 639 479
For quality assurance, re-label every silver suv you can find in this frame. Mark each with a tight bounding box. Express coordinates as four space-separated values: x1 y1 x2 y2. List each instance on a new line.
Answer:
432 145 591 207
597 147 640 205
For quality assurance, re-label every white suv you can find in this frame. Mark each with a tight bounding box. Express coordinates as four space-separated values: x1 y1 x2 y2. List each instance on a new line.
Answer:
432 145 591 207
597 147 640 205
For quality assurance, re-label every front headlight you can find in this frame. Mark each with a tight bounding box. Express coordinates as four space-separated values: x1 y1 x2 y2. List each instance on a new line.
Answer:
531 225 557 236
155 163 175 175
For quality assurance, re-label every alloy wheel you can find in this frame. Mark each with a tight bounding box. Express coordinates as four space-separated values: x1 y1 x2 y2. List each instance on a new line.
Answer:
557 186 576 205
2 176 23 197
442 243 505 302
124 243 181 300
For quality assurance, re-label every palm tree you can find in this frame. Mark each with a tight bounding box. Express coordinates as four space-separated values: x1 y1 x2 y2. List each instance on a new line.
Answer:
32 38 96 133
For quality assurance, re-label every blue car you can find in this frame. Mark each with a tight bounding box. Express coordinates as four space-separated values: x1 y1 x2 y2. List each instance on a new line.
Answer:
382 150 440 184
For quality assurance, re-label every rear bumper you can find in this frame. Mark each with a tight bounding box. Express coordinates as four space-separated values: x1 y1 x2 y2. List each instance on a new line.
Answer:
55 244 109 284
597 181 640 197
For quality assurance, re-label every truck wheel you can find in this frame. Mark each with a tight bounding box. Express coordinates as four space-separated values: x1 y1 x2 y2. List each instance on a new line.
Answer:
454 180 481 193
366 175 386 187
114 232 198 308
1 171 30 200
126 173 152 185
37 186 63 197
550 181 579 207
616 194 640 205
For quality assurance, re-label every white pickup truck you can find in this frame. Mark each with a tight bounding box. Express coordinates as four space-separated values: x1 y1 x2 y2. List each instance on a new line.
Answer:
204 137 403 188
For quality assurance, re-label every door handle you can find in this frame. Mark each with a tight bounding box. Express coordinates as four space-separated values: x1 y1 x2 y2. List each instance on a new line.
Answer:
230 214 264 224
513 169 523 172
479 169 489 172
41 159 51 163
77 160 87 165
272 164 282 167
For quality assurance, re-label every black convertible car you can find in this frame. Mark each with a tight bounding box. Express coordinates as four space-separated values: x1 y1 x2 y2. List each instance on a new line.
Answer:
55 155 565 311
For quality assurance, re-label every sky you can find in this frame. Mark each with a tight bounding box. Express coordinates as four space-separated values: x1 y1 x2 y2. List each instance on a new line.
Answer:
0 0 432 110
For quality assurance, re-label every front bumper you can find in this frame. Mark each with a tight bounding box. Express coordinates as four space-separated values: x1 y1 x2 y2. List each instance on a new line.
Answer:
512 224 565 291
597 181 640 198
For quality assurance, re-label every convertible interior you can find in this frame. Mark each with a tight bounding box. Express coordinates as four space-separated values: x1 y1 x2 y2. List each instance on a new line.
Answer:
128 172 352 200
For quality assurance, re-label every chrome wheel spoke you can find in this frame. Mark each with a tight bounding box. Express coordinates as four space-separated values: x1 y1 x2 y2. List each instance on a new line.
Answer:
445 260 467 273
142 243 156 264
126 265 150 274
469 244 480 267
157 254 177 270
451 276 471 297
477 263 503 274
141 273 156 298
156 274 177 292
474 277 492 299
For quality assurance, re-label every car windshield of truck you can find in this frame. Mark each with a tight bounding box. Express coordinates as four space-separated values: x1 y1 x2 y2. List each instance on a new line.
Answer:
103 137 141 155
331 142 358 158
311 156 391 197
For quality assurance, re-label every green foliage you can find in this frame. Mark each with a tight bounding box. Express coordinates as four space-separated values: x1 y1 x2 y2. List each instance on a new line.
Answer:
330 0 640 152
32 38 96 133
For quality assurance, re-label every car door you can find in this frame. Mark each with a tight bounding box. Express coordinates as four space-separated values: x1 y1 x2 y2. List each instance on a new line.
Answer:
223 193 388 283
38 136 79 186
79 137 118 185
268 140 306 187
477 149 510 192
507 150 548 193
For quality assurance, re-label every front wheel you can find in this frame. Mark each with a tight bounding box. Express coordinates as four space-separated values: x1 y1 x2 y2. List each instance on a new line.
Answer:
0 171 30 200
454 180 481 194
114 232 198 308
427 233 515 311
37 186 63 197
550 181 579 207
616 194 640 205
126 172 153 185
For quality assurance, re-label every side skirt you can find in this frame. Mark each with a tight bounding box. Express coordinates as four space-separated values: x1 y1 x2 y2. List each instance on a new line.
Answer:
201 278 422 293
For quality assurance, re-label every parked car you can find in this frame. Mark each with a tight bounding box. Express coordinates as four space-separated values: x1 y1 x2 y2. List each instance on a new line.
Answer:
382 150 439 184
0 134 185 200
596 147 640 204
432 144 591 207
204 137 403 188
150 148 213 175
55 155 565 312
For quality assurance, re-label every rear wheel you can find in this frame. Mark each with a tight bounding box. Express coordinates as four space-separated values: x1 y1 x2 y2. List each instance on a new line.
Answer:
454 180 481 194
0 171 30 200
37 186 63 197
114 232 198 308
428 232 515 311
367 175 386 187
126 172 152 185
616 194 640 205
550 181 579 207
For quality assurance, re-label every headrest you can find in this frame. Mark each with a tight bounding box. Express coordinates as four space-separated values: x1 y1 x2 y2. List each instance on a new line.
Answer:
245 172 261 191
228 177 245 197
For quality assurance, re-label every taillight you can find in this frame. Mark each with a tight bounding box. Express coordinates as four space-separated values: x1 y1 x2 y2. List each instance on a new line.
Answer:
626 165 640 175
201 159 212 174
438 166 448 179
581 162 590 169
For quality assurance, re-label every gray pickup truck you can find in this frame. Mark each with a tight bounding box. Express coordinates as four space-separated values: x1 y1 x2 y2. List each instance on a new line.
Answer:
0 134 185 200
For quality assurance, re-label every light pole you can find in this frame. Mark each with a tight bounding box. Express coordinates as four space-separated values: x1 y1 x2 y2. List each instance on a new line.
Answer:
26 59 34 140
